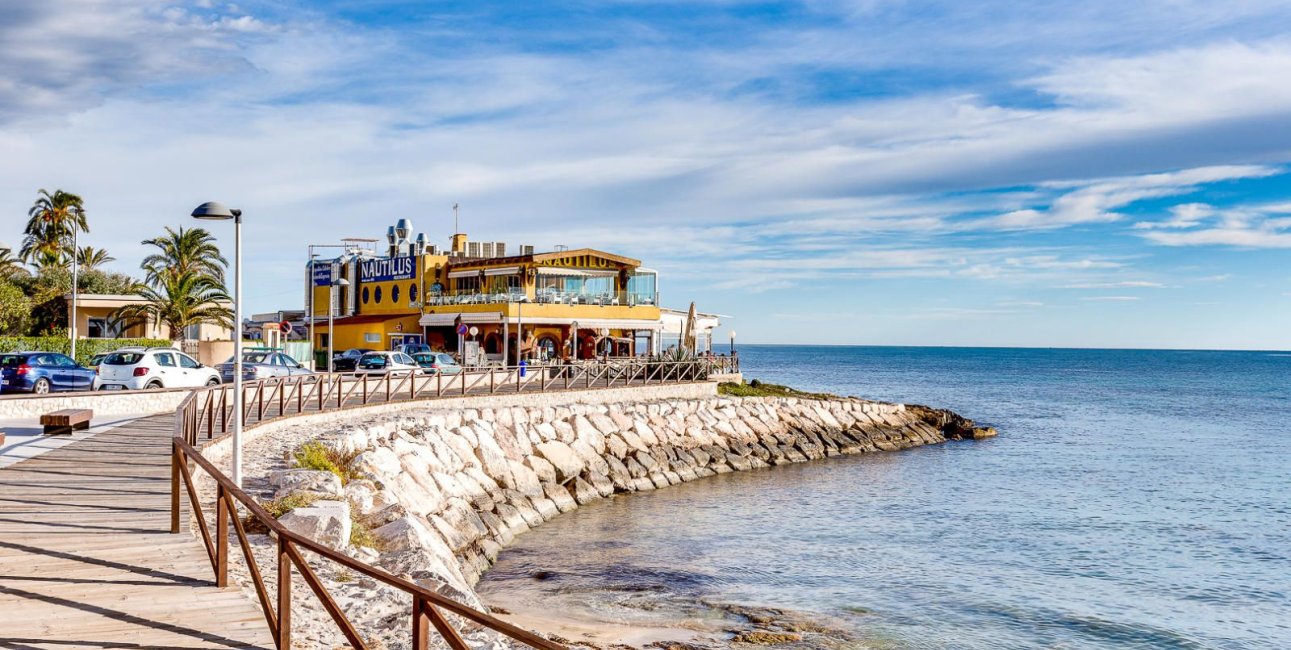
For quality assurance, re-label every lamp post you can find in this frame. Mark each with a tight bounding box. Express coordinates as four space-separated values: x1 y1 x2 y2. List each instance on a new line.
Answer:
730 330 736 355
70 227 79 362
191 201 243 486
328 278 350 373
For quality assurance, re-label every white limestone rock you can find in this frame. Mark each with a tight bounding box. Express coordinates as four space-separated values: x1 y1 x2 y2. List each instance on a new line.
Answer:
279 500 351 551
270 469 343 499
534 441 584 482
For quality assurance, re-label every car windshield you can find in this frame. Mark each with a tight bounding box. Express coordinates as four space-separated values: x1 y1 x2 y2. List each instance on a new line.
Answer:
0 355 28 367
359 353 387 364
223 352 270 364
412 353 435 364
437 354 456 365
103 352 145 365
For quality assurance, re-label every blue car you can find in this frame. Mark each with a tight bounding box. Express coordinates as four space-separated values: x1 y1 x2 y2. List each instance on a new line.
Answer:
0 352 98 394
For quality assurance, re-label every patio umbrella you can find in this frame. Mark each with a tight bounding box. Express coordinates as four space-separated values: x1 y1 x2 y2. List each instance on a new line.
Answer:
683 302 698 354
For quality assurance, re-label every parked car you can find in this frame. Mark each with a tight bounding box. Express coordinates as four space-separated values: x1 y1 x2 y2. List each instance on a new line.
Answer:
395 343 432 357
87 353 108 373
356 351 420 375
330 348 373 372
216 348 315 383
411 352 462 375
0 352 97 394
94 348 221 390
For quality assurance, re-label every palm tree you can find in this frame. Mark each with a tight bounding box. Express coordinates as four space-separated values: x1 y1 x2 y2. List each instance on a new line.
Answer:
140 227 227 287
0 246 23 279
76 245 115 271
111 272 233 343
22 189 87 268
112 226 231 343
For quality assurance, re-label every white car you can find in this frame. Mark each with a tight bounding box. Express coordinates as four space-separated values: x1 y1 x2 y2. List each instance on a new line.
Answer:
94 348 222 390
355 351 421 376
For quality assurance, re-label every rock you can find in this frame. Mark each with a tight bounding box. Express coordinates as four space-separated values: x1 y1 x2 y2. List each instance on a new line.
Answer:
524 455 557 484
372 515 444 554
270 469 343 499
569 477 600 505
571 415 606 453
543 481 578 513
279 500 351 551
533 441 584 482
605 434 629 459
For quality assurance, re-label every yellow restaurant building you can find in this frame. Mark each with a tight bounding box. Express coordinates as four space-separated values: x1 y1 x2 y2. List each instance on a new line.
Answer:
307 223 710 365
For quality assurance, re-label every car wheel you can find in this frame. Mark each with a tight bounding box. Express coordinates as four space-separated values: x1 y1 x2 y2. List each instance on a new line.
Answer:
206 377 220 386
33 378 51 394
146 381 162 389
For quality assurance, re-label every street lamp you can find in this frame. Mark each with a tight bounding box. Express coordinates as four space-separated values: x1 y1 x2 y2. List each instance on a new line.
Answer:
327 278 350 373
70 227 79 362
730 330 737 355
192 201 243 486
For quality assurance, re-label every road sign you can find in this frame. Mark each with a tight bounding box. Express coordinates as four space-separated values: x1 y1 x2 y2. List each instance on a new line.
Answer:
456 323 469 336
279 321 292 333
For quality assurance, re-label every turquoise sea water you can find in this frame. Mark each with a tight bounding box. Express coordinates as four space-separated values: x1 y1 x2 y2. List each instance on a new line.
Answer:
477 346 1291 649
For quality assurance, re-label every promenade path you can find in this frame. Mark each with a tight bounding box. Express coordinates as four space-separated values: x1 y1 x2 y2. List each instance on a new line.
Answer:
0 363 716 649
0 414 272 649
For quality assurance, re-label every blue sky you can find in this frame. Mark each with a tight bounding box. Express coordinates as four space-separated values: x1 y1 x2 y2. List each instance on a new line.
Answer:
2 1 1291 349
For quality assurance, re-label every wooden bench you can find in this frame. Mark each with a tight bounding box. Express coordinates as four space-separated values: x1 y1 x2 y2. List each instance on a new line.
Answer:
41 409 93 436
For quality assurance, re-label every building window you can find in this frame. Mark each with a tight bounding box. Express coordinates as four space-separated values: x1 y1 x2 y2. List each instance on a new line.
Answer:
362 287 370 304
374 286 383 303
409 283 419 303
391 285 400 305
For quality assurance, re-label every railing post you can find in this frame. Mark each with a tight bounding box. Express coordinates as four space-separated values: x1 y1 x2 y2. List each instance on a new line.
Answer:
216 484 229 587
170 440 181 534
277 537 292 649
412 597 429 650
362 373 368 404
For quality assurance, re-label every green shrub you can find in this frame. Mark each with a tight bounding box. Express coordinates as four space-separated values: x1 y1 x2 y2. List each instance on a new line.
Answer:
294 441 361 484
244 492 321 533
718 380 834 400
0 335 172 366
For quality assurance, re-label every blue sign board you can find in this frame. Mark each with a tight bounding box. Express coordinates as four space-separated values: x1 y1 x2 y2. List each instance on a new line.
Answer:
311 262 333 286
360 256 416 283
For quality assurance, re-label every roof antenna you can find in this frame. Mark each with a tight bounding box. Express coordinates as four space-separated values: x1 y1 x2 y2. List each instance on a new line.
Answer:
453 203 459 234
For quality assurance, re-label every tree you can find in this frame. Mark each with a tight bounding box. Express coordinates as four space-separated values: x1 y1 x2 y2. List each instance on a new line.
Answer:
0 280 32 335
110 273 232 343
111 226 231 343
11 267 138 335
0 247 24 280
22 189 87 268
141 227 227 287
76 245 115 271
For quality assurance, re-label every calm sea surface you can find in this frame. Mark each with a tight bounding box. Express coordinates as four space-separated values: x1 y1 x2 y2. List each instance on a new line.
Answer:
477 346 1291 649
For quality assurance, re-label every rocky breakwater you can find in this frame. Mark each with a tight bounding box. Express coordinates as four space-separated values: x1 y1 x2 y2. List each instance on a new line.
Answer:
237 393 993 648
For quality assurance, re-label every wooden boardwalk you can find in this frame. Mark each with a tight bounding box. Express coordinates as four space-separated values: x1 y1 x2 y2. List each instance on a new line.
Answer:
0 414 272 649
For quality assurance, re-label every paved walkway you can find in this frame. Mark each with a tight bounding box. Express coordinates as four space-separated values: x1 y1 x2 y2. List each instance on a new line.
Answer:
0 414 272 649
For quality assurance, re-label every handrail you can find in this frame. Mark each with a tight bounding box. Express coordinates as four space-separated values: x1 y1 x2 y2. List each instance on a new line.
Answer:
169 357 728 649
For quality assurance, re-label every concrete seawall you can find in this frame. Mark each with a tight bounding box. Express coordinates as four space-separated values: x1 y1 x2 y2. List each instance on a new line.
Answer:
217 383 990 648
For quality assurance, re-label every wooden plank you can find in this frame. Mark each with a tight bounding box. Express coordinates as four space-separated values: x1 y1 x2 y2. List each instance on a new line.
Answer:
0 413 272 649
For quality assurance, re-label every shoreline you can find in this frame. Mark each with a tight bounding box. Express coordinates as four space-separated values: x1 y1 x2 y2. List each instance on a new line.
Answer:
209 383 993 648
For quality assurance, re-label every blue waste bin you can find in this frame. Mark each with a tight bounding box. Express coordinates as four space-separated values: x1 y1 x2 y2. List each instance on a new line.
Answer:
519 359 527 378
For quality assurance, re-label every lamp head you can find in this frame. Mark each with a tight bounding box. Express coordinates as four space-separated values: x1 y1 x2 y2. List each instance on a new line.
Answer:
730 330 737 339
333 278 351 287
191 201 240 220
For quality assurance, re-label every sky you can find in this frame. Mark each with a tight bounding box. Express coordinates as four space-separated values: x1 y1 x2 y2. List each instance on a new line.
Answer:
2 1 1291 349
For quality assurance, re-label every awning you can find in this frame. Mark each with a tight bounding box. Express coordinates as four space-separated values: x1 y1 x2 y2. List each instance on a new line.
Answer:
418 313 661 331
535 267 617 278
483 266 521 276
447 269 480 279
419 313 504 326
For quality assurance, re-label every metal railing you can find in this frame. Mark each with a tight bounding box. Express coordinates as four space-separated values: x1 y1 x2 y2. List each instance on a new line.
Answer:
169 359 717 649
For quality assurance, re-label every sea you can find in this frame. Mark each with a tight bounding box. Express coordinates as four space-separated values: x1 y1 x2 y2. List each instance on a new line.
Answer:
475 346 1291 649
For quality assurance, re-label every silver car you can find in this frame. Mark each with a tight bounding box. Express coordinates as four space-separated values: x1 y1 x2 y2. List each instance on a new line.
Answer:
217 349 314 382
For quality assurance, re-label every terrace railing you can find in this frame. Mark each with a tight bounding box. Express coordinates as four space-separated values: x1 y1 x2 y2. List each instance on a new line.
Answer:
170 359 714 649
